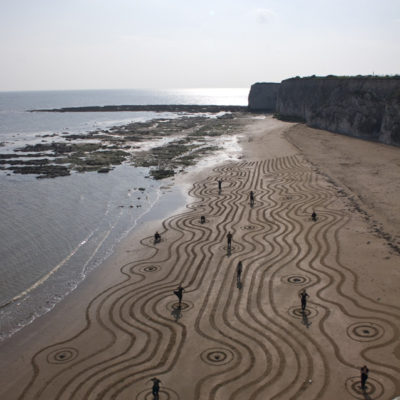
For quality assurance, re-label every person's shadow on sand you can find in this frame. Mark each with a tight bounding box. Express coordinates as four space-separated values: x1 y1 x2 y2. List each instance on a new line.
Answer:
171 304 182 322
301 310 311 328
353 383 372 400
236 261 243 289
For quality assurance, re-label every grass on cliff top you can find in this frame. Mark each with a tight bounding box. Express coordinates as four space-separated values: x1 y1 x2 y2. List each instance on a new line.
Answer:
286 74 400 81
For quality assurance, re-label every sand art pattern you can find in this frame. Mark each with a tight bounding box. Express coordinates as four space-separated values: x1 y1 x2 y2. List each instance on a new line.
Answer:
19 155 400 399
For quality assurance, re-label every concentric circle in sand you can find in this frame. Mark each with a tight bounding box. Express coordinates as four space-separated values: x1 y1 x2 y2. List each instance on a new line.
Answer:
140 265 161 273
240 225 257 231
288 306 318 319
282 274 311 285
166 301 194 312
345 376 384 399
136 387 180 400
347 322 384 342
200 348 234 366
219 244 243 254
47 348 79 364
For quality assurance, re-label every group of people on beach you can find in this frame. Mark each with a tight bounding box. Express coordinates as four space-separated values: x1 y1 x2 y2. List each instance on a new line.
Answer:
148 177 369 398
218 179 318 219
150 365 369 398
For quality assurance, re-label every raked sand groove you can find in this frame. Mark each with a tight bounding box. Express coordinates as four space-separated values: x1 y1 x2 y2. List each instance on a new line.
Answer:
16 153 400 400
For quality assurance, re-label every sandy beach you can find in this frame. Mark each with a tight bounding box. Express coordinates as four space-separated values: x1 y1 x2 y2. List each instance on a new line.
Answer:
1 115 399 399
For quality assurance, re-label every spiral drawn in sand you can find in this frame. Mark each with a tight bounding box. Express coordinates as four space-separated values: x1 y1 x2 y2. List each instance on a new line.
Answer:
18 155 400 400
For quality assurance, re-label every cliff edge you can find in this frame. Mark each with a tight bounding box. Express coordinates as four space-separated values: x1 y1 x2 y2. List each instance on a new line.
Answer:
249 76 400 146
248 82 280 112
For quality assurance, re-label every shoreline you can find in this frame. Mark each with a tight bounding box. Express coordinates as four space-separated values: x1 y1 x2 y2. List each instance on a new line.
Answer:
0 110 249 341
0 112 246 342
1 111 248 178
0 139 236 356
1 116 399 399
0 175 187 342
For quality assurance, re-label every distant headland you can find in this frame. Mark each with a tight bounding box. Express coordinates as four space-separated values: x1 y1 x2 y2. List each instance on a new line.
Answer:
30 104 248 113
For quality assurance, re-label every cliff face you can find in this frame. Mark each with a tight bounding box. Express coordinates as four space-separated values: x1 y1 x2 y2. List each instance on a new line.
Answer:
275 77 400 146
248 82 280 111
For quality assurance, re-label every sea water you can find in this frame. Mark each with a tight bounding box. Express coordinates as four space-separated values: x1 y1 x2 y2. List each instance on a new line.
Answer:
0 88 248 340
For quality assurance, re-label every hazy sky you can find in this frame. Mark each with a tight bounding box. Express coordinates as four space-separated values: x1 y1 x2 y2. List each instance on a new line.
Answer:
1 0 399 91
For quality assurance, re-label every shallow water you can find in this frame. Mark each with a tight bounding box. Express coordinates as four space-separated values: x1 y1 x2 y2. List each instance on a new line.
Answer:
0 165 188 340
0 88 247 341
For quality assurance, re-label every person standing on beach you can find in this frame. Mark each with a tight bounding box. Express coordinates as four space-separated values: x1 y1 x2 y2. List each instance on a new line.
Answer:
250 191 255 207
311 211 317 221
360 365 369 391
150 377 161 399
218 179 222 192
154 231 161 243
299 289 309 312
174 284 184 305
227 231 233 251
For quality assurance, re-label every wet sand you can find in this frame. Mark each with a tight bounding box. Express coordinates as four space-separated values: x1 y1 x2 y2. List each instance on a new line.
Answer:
0 116 399 399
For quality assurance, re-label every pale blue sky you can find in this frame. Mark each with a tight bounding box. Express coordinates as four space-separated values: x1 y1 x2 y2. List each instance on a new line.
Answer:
1 0 399 91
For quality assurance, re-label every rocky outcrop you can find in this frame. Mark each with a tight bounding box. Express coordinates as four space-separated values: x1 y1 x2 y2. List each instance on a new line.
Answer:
248 82 280 112
275 76 400 146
